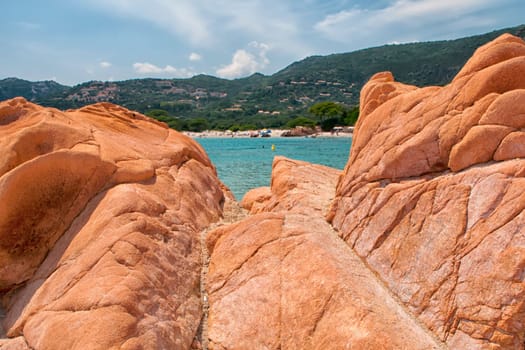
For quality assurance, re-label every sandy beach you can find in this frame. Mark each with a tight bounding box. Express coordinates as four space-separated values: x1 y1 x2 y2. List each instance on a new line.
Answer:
182 128 353 138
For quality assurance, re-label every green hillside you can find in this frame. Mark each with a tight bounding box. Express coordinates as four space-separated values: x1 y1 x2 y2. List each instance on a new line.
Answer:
0 78 69 102
2 24 524 130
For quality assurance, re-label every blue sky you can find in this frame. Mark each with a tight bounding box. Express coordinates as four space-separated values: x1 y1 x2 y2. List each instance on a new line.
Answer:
1 0 524 85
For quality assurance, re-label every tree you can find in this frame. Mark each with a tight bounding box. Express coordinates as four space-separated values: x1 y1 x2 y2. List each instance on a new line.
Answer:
308 102 360 129
187 118 209 132
146 109 170 118
343 105 359 125
146 109 184 130
308 101 344 121
320 117 340 131
286 116 316 129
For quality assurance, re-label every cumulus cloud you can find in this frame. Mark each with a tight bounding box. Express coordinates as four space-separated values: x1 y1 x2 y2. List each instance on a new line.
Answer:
216 41 269 79
100 61 112 68
133 62 194 78
189 52 202 61
314 0 500 45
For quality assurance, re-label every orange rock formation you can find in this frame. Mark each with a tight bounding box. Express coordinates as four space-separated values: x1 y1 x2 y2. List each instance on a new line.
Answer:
207 34 525 349
0 99 226 349
329 33 525 349
2 32 525 350
207 157 442 349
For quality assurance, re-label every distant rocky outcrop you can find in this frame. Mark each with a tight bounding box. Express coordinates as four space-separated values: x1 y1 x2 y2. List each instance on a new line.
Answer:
329 33 525 349
0 98 227 349
280 126 318 137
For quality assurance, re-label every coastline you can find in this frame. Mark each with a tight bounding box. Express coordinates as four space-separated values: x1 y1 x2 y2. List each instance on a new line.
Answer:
182 129 353 138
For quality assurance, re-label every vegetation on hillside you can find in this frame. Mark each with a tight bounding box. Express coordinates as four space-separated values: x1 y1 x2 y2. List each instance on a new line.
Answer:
0 78 68 102
1 24 524 131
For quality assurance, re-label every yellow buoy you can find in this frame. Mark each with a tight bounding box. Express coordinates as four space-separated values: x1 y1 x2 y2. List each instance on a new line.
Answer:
271 144 275 151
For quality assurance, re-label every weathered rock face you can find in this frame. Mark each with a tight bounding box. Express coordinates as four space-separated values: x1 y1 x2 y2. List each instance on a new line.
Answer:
207 157 443 349
207 211 444 350
329 33 525 349
3 33 525 350
0 98 226 349
241 156 340 215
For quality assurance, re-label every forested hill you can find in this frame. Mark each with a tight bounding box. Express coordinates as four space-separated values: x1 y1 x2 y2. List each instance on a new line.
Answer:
2 24 524 130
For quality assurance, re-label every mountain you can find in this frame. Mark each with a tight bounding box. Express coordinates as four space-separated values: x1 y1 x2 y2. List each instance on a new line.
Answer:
2 24 525 130
0 78 69 102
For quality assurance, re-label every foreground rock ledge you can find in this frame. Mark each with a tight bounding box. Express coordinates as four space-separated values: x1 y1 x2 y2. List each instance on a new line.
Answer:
207 157 443 349
0 99 227 349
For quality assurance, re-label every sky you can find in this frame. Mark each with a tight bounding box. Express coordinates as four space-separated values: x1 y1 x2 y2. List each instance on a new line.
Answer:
1 0 524 86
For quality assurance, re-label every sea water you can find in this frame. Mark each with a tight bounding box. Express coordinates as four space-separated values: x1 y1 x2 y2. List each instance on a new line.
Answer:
196 137 352 200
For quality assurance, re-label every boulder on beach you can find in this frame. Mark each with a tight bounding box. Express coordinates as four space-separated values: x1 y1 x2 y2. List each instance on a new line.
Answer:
0 99 227 349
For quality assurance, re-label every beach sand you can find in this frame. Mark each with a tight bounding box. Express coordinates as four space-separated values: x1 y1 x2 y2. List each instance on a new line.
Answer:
183 129 353 138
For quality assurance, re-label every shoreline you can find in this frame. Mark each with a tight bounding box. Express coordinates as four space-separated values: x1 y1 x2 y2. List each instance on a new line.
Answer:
182 129 353 138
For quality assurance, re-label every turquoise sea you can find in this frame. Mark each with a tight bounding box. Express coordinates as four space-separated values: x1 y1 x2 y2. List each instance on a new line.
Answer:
197 137 352 200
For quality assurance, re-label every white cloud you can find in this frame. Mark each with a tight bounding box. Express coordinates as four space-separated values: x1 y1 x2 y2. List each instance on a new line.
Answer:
216 41 270 79
81 0 311 55
84 0 211 45
133 62 195 78
249 41 270 65
216 50 259 79
189 52 202 61
100 61 112 68
133 62 170 74
314 0 499 44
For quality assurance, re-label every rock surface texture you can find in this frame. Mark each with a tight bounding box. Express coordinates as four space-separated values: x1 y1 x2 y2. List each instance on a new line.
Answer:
0 99 226 349
2 33 525 350
207 157 444 349
241 156 340 216
329 34 525 349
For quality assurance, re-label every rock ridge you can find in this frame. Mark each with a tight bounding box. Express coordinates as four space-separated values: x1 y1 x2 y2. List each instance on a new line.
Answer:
330 33 525 349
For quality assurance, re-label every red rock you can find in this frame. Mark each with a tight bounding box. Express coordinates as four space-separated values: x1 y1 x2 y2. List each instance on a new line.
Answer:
449 124 514 171
241 156 340 216
0 336 30 349
240 186 271 212
0 99 226 349
330 34 525 349
454 34 525 81
207 157 444 349
359 71 418 119
207 212 443 350
4 32 525 350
